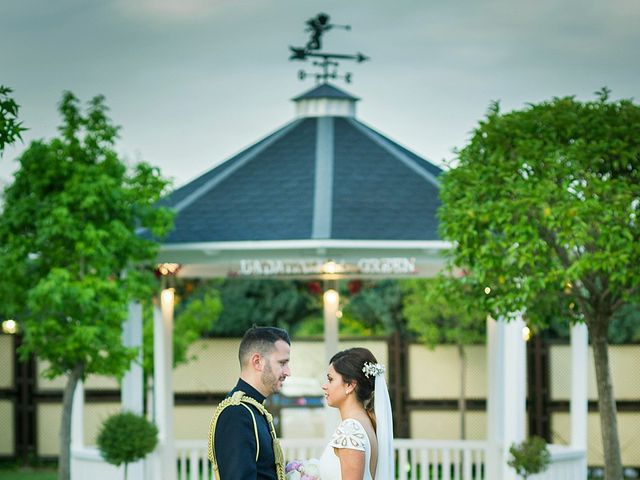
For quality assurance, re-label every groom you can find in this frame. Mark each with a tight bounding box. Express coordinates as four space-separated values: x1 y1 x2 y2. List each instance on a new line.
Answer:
208 326 291 480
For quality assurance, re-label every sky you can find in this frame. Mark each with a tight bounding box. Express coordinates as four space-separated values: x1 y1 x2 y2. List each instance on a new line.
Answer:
1 0 638 189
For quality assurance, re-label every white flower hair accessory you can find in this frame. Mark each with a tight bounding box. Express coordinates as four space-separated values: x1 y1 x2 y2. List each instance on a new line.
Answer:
362 362 385 378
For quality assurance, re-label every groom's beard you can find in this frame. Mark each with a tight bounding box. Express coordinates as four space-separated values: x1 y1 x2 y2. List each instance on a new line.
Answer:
262 362 284 394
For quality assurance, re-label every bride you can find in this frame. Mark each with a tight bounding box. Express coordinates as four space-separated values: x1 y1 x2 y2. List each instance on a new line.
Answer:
318 347 394 480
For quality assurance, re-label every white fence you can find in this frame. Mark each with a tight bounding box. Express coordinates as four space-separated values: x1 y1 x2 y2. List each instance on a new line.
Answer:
174 439 586 480
393 439 487 480
71 446 124 478
71 439 585 480
175 439 489 480
530 444 587 480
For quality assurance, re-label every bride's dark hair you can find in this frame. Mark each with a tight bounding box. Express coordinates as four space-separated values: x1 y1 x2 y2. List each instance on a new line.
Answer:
329 347 378 422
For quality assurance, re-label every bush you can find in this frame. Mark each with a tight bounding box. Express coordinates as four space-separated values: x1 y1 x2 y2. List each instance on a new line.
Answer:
508 436 551 480
96 411 158 480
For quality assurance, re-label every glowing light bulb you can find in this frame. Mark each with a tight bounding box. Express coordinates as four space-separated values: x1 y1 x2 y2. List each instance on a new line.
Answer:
323 289 339 305
1 319 17 335
323 261 337 275
161 288 175 306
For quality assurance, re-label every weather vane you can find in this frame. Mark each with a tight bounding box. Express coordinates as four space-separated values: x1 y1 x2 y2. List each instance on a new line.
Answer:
289 13 369 84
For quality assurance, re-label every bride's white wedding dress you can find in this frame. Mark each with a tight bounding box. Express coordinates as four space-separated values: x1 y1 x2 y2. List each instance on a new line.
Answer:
318 418 375 480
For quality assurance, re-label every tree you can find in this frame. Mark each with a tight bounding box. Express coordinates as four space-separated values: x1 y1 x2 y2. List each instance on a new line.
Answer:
507 436 551 480
402 277 485 439
344 280 406 335
0 92 173 480
292 280 401 337
97 411 158 480
209 278 318 336
545 302 640 343
293 310 384 337
438 89 640 479
0 85 26 155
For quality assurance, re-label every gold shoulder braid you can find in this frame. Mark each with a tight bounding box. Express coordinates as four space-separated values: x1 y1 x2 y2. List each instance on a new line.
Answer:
208 391 285 480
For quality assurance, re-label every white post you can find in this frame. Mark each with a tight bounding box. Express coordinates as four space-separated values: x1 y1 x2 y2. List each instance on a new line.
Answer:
152 289 176 480
123 302 144 414
570 322 588 477
71 380 84 450
486 315 504 480
122 302 145 479
323 288 339 366
70 380 84 480
323 287 340 437
503 315 527 454
486 315 527 480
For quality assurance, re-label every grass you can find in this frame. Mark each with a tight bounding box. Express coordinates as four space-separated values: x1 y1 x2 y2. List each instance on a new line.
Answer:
0 467 57 480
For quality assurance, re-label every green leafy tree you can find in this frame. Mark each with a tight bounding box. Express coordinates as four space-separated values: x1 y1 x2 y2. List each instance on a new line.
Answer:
344 280 405 335
0 92 173 480
97 411 158 480
508 436 551 480
293 310 382 337
602 304 640 343
545 302 640 343
439 89 640 479
210 279 317 336
0 85 26 154
295 280 406 338
403 276 485 439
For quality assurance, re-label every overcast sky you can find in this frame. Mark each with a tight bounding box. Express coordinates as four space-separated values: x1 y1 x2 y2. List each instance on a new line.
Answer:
1 0 638 188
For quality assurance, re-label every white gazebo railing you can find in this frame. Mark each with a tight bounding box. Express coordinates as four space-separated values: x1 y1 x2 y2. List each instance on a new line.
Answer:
393 439 487 480
70 438 585 480
71 446 124 478
530 444 587 480
173 439 487 480
171 439 585 480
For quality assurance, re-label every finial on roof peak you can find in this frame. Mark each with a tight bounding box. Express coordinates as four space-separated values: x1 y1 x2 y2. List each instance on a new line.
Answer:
292 83 359 118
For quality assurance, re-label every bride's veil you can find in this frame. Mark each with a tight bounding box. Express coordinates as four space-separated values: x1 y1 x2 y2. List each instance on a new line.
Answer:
374 373 394 479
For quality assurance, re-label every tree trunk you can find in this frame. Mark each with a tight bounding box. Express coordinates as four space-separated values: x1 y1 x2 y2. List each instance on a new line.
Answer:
589 319 623 480
59 363 84 480
457 343 467 440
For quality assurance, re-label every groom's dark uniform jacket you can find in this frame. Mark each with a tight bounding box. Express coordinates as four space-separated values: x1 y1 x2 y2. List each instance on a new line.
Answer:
214 379 278 479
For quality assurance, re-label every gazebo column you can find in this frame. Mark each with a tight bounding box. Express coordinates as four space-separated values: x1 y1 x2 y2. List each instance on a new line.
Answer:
152 289 176 480
71 380 84 450
323 285 340 436
70 380 84 480
122 302 144 478
123 302 144 413
486 314 527 480
570 322 588 476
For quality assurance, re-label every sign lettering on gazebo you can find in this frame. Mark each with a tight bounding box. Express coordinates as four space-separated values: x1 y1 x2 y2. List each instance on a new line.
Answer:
236 257 416 276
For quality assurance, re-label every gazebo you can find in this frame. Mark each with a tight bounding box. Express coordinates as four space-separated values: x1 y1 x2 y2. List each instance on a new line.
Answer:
70 83 588 480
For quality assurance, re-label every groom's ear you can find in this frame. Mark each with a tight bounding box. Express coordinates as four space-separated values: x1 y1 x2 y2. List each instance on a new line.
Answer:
250 352 264 371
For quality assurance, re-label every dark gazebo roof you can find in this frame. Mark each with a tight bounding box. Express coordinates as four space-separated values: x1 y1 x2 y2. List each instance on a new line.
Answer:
162 83 442 245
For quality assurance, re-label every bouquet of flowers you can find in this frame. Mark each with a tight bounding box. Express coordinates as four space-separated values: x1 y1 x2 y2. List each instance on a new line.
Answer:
285 459 321 480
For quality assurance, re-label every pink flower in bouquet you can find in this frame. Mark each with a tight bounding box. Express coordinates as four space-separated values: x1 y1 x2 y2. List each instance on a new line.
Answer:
285 460 303 473
285 459 321 480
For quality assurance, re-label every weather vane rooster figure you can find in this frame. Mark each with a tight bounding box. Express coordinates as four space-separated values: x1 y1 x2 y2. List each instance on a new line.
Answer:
290 12 369 84
304 13 349 51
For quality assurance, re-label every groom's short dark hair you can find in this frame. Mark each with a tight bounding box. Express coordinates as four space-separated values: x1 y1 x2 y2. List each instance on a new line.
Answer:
239 326 290 367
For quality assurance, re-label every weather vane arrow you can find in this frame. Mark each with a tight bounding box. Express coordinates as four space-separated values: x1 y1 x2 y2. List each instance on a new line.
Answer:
289 13 370 84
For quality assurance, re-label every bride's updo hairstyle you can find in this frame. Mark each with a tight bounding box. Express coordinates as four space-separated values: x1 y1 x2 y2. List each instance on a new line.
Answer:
329 347 378 412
